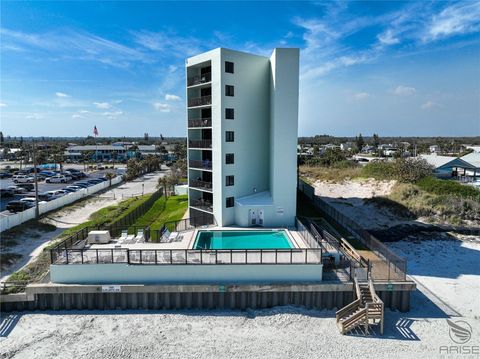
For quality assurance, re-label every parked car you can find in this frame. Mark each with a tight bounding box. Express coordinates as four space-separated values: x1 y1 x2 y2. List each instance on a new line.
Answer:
62 187 76 193
20 197 37 205
87 179 103 185
62 171 81 180
0 188 14 198
75 181 94 187
6 185 27 194
0 172 12 178
73 182 89 189
12 175 35 183
39 171 56 177
46 190 66 199
16 183 35 192
46 175 70 183
65 185 82 192
6 200 34 213
38 192 54 201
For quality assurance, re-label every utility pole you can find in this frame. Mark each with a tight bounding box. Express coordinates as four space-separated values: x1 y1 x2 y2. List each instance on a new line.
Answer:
32 140 40 219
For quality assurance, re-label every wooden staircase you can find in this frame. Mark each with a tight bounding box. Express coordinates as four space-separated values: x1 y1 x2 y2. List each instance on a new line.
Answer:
336 279 384 335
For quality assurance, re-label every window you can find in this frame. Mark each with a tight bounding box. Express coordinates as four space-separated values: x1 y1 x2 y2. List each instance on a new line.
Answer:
225 153 234 164
226 175 234 186
226 197 235 208
225 85 234 97
225 108 234 120
225 61 234 74
226 131 234 142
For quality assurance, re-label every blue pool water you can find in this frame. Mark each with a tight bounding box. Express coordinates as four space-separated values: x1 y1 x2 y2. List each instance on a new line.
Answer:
193 230 293 249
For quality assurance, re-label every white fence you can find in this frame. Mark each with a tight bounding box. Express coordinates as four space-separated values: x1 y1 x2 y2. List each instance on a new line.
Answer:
0 176 123 232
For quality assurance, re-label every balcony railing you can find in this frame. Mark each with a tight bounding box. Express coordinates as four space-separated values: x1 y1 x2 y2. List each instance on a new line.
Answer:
188 140 212 149
188 118 212 128
190 199 213 212
188 95 212 107
187 72 211 87
189 159 212 170
189 179 212 191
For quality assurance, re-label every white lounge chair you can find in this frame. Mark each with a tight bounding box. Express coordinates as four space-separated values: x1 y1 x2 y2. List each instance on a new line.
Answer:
124 234 135 244
168 232 179 242
160 229 171 243
134 229 145 243
117 230 128 243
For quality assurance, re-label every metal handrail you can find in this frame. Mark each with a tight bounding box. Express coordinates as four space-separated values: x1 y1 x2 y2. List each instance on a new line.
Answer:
188 118 212 128
189 159 212 170
188 95 212 107
190 199 213 212
189 179 212 190
187 72 211 87
50 247 323 266
188 140 212 149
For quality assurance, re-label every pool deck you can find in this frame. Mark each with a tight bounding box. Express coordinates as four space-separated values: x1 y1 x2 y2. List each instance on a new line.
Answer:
88 227 311 251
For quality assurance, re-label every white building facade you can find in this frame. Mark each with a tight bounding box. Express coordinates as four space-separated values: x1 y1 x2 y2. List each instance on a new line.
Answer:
186 48 299 227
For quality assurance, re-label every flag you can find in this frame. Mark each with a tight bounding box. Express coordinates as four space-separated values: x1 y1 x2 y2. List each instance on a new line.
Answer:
93 126 98 137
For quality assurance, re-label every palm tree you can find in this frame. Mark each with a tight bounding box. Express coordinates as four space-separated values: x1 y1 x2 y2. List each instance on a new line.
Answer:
104 171 116 187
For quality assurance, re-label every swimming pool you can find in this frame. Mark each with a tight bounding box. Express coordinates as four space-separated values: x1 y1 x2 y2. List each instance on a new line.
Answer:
193 230 294 250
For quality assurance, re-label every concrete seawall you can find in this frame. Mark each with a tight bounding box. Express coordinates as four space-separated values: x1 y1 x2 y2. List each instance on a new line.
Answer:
1 282 415 312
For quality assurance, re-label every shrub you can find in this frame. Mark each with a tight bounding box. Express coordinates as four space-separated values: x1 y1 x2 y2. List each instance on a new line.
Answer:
417 176 480 200
392 158 433 183
361 158 432 183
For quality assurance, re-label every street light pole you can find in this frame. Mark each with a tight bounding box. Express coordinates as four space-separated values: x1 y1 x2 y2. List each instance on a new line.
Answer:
32 140 40 219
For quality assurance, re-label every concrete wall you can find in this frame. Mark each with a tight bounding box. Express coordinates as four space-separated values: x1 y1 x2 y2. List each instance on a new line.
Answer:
220 49 271 226
269 48 299 227
50 263 323 284
1 282 415 312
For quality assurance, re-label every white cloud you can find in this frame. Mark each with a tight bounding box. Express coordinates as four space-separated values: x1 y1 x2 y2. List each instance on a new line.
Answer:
102 111 124 118
93 102 112 109
426 2 480 41
79 109 89 114
0 28 150 68
392 85 417 96
72 114 82 119
153 102 171 112
25 113 44 120
131 30 202 58
0 102 6 107
55 92 70 98
377 29 400 45
421 101 441 109
165 94 181 101
353 92 370 101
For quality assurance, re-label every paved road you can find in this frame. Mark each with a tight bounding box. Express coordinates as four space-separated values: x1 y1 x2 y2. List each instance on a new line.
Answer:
0 169 123 213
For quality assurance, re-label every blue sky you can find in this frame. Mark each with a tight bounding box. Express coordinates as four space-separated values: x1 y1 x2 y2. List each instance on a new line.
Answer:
1 1 479 137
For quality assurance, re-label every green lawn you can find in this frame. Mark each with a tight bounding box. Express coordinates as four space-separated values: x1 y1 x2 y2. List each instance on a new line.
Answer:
129 194 188 231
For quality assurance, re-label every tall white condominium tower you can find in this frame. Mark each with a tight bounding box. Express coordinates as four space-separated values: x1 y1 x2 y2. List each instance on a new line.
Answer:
186 48 299 227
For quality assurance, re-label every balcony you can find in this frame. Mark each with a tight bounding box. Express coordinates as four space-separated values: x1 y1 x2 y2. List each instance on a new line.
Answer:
190 199 213 213
188 118 212 128
188 95 212 108
188 140 212 149
189 179 212 191
189 159 212 170
187 72 211 87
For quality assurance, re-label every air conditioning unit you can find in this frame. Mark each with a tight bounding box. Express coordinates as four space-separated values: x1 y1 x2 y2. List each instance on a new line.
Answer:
87 230 111 244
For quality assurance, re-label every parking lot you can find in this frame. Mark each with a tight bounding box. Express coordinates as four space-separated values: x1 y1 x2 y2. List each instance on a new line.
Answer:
0 169 122 213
